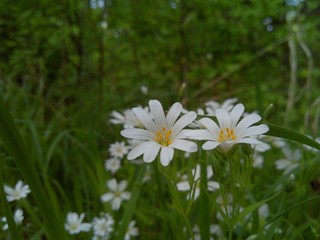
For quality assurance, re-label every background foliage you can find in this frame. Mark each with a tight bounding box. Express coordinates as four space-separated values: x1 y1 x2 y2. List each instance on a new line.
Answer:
0 0 320 239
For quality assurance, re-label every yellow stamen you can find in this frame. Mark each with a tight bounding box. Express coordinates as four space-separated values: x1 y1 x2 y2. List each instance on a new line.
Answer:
154 128 173 146
217 127 237 143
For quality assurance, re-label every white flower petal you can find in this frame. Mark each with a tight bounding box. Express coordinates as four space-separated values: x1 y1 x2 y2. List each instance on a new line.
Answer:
177 181 191 191
118 180 128 192
172 111 197 136
149 100 166 129
202 141 220 150
199 117 220 137
160 147 174 166
239 125 269 138
166 102 183 128
143 142 161 163
121 192 131 200
132 107 156 132
208 181 220 191
127 141 152 160
121 128 154 141
101 193 113 202
235 113 261 135
170 140 197 152
107 179 117 191
184 129 214 140
112 198 122 210
229 103 244 127
215 108 230 130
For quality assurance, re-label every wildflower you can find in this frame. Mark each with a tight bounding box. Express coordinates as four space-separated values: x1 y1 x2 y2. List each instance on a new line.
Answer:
189 224 220 240
4 180 31 202
110 108 146 128
2 209 24 231
186 103 269 153
101 179 131 211
141 86 148 95
108 141 129 159
177 164 219 200
121 99 197 166
205 98 238 116
64 212 91 235
92 213 114 238
124 220 139 240
105 158 121 174
275 147 301 175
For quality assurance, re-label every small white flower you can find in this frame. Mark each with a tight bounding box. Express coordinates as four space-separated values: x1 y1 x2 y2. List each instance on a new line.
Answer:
252 152 264 169
4 180 31 202
92 213 114 238
109 141 129 159
110 109 147 128
2 209 24 231
177 164 220 200
186 103 269 153
275 147 301 175
64 212 91 235
105 158 121 174
140 86 148 95
124 220 139 240
190 224 219 240
205 98 238 116
101 179 131 211
121 99 198 166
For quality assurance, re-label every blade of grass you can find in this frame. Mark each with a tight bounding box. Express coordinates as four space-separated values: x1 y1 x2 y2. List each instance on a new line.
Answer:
262 195 320 229
266 123 320 150
116 164 146 240
0 97 67 240
199 157 209 240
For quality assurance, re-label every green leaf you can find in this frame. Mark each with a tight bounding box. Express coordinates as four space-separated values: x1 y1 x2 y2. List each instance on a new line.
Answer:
116 164 146 240
236 192 280 224
266 124 320 150
0 97 67 240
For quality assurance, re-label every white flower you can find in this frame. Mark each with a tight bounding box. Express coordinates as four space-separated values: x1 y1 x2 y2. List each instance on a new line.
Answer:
275 147 301 175
121 99 198 166
2 209 24 231
110 109 146 128
64 212 91 235
101 179 131 211
108 141 129 159
105 158 121 174
252 152 264 169
4 180 31 202
205 98 238 116
190 224 220 240
124 220 139 240
186 103 269 153
92 213 114 238
177 164 220 200
141 86 148 95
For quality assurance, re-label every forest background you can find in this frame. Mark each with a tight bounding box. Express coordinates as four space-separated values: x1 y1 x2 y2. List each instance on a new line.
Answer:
0 0 320 239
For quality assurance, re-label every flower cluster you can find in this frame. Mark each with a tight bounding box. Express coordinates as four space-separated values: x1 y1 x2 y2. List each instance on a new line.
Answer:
119 99 269 166
64 211 138 239
1 180 30 232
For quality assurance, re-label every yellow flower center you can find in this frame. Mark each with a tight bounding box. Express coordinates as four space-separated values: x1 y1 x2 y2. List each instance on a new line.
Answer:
218 127 236 143
154 127 173 146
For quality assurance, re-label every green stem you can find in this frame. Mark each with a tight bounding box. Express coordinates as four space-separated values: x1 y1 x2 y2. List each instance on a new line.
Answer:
199 153 210 240
227 156 235 240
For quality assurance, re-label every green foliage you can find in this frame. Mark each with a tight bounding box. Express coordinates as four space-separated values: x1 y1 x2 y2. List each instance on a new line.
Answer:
0 0 320 239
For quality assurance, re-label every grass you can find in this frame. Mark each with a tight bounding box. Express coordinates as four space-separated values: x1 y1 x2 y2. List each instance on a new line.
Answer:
0 78 320 240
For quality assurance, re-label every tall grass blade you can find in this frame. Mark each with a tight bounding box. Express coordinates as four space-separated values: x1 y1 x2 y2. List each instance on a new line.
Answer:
266 123 320 150
0 97 67 240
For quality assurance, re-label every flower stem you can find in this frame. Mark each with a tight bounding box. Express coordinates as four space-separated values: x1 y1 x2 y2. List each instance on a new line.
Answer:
199 152 210 240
